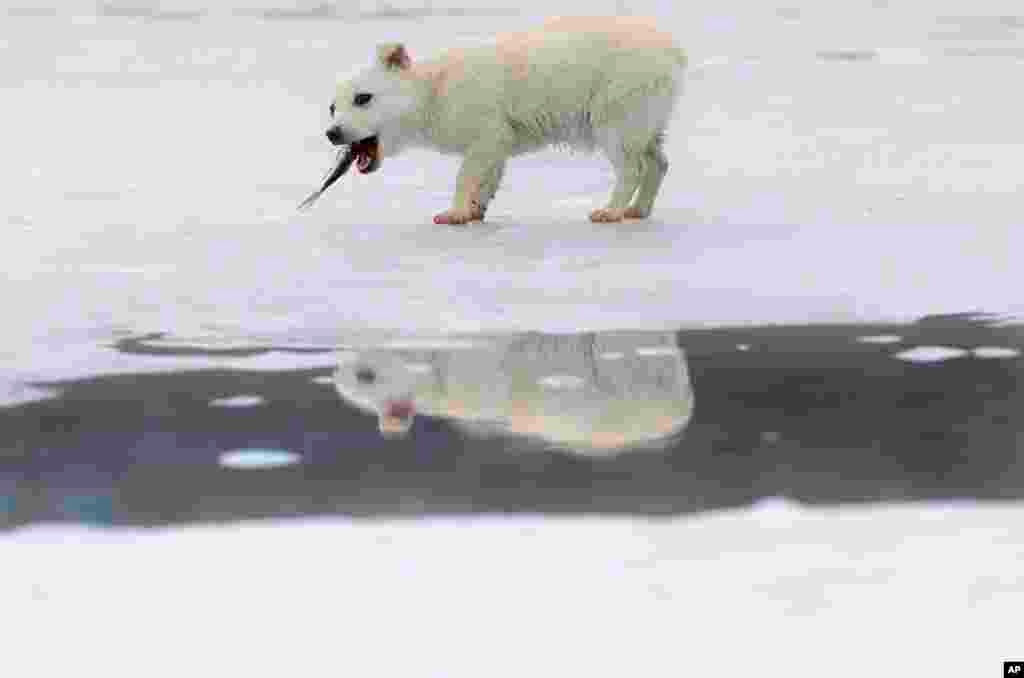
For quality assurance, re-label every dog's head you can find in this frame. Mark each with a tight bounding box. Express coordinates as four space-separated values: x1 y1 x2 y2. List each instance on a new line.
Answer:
332 349 420 438
324 43 422 173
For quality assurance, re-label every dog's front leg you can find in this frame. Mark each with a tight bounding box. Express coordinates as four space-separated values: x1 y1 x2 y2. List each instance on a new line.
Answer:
434 136 509 226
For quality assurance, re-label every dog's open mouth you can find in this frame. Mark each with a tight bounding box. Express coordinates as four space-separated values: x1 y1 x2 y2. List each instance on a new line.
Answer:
379 397 414 436
351 135 380 174
298 135 380 210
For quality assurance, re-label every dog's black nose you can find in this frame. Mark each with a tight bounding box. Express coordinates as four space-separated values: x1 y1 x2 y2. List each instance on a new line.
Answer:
325 126 344 146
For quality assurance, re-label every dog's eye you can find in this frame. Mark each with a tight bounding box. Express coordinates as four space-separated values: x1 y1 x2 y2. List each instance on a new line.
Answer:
353 92 373 107
329 103 335 117
355 366 376 385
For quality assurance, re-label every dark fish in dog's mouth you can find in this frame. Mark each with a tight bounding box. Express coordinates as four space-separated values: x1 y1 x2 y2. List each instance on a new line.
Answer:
353 135 381 174
297 135 379 210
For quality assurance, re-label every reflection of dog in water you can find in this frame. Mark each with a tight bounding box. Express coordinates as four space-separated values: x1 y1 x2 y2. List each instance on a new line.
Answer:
332 331 694 454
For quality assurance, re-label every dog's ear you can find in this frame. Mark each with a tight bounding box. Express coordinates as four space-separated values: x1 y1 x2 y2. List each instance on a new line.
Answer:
377 43 411 71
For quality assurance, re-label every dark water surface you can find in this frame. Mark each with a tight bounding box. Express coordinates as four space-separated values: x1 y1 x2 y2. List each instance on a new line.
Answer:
2 313 1021 529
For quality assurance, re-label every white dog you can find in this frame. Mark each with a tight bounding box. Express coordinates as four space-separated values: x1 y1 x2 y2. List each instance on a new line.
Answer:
315 16 687 225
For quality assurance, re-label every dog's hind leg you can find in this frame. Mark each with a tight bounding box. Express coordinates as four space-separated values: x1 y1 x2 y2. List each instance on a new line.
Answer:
590 83 678 223
590 127 645 223
625 133 669 219
477 159 506 220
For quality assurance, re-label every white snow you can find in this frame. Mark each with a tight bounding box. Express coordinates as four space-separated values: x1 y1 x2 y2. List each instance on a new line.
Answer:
1 0 1022 368
3 501 1024 677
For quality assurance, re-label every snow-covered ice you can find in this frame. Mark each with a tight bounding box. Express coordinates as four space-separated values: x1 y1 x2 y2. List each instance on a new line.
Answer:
4 501 1024 677
1 0 1022 355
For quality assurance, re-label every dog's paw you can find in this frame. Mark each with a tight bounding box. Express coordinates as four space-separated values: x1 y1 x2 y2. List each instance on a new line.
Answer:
433 207 483 225
589 207 628 223
622 206 649 220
